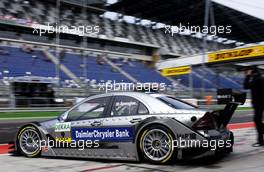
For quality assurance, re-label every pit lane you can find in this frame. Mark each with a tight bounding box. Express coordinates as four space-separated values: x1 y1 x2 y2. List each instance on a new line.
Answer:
0 127 263 172
1 109 263 172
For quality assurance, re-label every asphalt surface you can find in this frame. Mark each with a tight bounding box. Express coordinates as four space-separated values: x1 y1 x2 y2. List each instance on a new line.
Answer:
0 110 253 144
1 127 263 172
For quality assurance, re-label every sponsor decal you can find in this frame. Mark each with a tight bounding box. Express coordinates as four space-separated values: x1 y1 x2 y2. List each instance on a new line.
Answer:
217 88 233 104
176 133 196 139
208 45 264 63
55 137 72 143
55 122 71 132
72 127 134 141
162 66 191 76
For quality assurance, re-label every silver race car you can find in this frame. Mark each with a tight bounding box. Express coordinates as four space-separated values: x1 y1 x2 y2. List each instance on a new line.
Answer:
15 92 244 164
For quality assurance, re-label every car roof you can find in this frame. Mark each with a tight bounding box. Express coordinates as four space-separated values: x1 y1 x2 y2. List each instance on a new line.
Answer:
146 93 169 98
87 92 176 114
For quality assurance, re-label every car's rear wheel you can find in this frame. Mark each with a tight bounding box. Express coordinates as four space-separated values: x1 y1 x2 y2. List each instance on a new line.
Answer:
17 126 41 157
139 125 176 164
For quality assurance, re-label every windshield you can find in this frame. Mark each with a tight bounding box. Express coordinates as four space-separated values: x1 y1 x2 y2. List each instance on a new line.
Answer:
157 96 197 109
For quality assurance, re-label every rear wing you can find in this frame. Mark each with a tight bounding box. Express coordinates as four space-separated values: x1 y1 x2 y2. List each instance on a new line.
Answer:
217 89 246 105
217 89 246 127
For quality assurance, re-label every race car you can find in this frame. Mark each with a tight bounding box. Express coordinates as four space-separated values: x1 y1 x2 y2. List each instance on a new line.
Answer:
15 92 245 164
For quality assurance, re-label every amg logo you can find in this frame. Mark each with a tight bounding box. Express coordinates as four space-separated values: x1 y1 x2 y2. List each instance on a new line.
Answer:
176 133 196 139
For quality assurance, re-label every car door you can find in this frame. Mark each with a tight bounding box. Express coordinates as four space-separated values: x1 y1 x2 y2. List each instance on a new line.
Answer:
50 96 112 149
98 95 150 142
49 95 149 158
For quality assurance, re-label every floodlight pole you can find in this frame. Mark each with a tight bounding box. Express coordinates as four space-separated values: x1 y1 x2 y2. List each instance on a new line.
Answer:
189 65 193 97
82 0 90 94
55 0 61 88
202 0 211 97
82 0 88 88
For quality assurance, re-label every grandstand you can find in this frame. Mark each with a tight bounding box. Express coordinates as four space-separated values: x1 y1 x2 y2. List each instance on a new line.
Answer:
0 0 234 56
178 68 243 90
0 0 263 107
0 43 171 85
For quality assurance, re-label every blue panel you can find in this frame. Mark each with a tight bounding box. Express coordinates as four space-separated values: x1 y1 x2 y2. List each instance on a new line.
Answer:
72 127 134 142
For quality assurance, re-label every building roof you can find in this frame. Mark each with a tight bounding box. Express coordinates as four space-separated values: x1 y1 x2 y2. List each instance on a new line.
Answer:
108 0 264 43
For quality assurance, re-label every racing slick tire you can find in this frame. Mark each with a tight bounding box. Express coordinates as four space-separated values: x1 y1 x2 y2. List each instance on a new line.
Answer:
16 125 42 158
139 125 176 164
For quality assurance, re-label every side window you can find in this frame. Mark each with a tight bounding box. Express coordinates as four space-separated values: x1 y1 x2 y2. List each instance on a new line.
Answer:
138 102 149 115
111 96 139 116
67 97 110 121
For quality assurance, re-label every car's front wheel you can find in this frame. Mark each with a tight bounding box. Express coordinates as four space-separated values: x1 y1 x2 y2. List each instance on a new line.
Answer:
17 126 41 157
139 125 176 164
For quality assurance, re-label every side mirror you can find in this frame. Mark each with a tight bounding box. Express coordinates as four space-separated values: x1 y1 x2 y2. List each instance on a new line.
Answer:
57 112 68 121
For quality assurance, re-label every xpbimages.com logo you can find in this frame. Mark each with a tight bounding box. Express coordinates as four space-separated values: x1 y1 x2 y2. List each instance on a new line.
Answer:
32 23 100 36
98 81 167 93
38 138 100 151
164 23 232 36
164 138 232 151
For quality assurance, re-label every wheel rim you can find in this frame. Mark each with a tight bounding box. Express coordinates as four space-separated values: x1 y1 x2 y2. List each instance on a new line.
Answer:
19 129 40 155
142 129 172 161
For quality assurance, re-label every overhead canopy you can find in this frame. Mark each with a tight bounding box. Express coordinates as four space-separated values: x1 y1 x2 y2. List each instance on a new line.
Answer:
108 0 264 43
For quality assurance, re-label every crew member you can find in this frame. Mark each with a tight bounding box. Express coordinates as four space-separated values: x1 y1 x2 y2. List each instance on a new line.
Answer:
244 68 264 147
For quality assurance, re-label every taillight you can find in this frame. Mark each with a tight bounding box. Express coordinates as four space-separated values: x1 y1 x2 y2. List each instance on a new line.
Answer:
192 112 217 130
